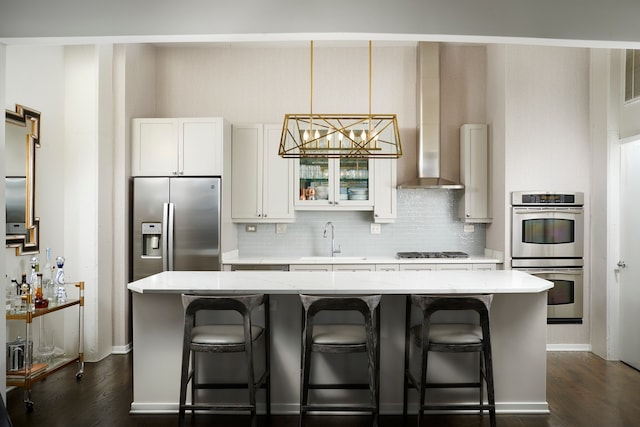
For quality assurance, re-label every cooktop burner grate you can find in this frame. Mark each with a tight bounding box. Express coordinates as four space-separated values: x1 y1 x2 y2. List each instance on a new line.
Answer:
396 251 469 259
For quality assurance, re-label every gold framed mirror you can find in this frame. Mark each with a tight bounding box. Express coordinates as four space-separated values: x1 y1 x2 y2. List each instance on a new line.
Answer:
5 104 40 255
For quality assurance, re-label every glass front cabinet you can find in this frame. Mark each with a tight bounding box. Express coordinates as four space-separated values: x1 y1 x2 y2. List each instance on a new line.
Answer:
294 157 373 210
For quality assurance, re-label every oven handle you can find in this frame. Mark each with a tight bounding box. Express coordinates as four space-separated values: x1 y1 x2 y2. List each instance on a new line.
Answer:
513 208 583 215
524 270 582 276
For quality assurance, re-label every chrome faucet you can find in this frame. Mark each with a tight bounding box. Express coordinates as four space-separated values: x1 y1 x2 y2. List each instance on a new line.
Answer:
323 221 341 257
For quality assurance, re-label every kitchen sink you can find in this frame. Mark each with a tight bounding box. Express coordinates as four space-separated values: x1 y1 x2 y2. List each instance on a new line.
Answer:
298 256 368 262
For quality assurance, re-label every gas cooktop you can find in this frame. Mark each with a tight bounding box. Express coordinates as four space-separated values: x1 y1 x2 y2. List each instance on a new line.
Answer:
396 251 469 259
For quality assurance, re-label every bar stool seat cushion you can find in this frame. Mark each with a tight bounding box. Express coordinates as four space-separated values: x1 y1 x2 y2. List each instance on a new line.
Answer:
312 324 367 345
192 325 264 345
412 323 482 346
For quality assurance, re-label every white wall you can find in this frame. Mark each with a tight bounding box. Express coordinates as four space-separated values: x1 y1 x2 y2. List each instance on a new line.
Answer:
114 43 157 349
588 49 620 359
4 46 74 359
486 45 508 256
5 46 66 274
63 45 114 361
487 45 592 346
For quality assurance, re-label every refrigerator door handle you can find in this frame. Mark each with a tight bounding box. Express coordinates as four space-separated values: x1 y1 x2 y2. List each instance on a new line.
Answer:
167 202 175 271
162 203 170 271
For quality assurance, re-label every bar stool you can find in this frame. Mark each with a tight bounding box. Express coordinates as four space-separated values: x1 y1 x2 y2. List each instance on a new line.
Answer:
299 294 382 426
403 294 496 427
178 293 270 427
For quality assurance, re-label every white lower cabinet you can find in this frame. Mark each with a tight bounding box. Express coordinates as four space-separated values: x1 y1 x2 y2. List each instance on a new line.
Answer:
288 263 495 272
399 264 438 271
232 124 294 222
289 264 333 272
290 264 376 272
400 264 475 271
375 264 399 271
435 263 473 271
473 264 496 271
333 264 376 272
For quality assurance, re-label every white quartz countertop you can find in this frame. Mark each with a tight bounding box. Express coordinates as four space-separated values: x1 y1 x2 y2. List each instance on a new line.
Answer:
221 253 501 265
127 270 552 295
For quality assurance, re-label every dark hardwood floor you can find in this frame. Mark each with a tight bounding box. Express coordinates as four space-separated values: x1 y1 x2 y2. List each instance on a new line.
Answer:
6 351 640 426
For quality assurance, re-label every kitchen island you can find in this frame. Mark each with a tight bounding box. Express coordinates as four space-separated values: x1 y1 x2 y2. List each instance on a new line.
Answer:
128 270 552 415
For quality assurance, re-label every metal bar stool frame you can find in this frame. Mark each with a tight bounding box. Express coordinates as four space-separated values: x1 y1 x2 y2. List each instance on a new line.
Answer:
178 293 271 427
299 294 382 427
403 294 496 427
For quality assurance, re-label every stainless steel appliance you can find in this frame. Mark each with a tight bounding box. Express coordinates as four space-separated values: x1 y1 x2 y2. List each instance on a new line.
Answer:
132 177 221 280
514 261 584 324
6 336 32 372
397 251 469 259
511 191 584 323
511 191 584 260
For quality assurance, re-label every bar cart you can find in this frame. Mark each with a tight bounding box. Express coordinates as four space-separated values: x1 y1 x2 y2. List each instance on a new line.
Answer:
6 281 85 411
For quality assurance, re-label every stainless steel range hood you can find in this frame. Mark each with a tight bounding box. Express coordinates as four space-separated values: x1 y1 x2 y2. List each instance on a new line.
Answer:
399 42 463 190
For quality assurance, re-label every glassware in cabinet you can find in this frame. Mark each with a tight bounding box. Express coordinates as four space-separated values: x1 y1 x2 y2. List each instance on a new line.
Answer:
295 158 373 209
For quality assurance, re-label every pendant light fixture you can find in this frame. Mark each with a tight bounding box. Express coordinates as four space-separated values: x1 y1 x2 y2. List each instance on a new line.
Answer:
279 41 402 159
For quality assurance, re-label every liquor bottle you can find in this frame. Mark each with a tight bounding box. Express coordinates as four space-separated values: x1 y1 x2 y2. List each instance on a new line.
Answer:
29 256 39 287
20 273 33 312
43 248 55 300
55 256 67 303
35 273 48 309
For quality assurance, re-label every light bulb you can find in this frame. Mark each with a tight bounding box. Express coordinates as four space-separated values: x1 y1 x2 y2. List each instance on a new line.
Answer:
360 130 367 140
303 130 309 141
349 129 355 140
314 129 320 139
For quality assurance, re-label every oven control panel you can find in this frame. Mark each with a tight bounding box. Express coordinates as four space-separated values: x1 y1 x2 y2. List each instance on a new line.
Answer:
512 191 583 206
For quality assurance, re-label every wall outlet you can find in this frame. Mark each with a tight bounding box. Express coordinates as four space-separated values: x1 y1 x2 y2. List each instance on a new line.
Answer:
463 224 475 233
276 223 287 234
245 224 257 232
370 223 381 234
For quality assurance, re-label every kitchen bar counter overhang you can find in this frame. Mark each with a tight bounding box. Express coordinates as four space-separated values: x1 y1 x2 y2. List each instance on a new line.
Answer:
128 270 552 415
128 270 550 294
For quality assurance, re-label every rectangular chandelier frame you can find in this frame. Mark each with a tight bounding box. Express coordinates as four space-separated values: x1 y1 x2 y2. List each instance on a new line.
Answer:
279 41 402 159
279 113 402 159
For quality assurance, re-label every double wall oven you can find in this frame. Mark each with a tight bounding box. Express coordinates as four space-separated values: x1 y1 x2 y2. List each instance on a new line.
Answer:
511 191 584 324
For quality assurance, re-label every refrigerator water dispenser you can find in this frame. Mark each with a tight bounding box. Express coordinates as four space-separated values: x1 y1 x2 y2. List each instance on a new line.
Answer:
142 222 162 257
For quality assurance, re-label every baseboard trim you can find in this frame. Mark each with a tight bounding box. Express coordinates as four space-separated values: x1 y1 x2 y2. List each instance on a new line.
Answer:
382 401 549 415
112 343 132 354
129 401 549 415
547 344 592 352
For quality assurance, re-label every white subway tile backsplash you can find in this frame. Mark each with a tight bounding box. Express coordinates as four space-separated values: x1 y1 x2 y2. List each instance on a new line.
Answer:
237 189 486 257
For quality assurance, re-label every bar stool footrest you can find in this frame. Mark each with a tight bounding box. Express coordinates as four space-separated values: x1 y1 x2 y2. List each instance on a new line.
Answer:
308 383 370 390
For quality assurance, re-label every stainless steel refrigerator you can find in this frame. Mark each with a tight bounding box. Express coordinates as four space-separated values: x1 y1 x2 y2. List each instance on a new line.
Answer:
132 177 221 280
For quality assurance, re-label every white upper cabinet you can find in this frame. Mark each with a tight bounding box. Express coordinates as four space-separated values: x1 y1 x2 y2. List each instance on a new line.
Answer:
373 158 397 223
458 124 491 223
231 123 294 222
132 118 225 176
